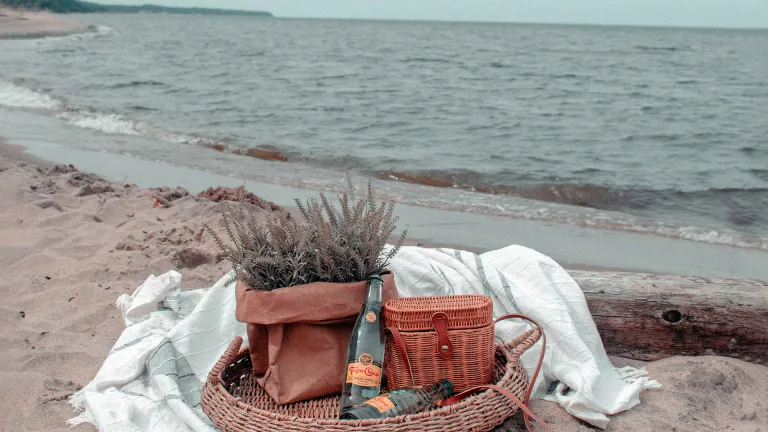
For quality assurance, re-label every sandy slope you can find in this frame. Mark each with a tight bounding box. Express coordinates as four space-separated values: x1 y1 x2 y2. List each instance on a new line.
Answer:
0 155 232 431
1 153 766 432
0 7 91 39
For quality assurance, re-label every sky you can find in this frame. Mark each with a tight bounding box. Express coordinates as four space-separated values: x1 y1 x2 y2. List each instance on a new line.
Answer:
94 0 768 29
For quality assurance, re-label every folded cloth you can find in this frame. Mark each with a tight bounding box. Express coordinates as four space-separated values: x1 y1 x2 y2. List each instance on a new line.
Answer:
70 245 659 431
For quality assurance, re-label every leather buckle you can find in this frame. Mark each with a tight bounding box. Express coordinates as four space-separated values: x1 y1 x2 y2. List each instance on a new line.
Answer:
431 311 453 359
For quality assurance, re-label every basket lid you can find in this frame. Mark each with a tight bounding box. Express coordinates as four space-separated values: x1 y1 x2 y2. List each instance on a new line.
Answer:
383 294 493 331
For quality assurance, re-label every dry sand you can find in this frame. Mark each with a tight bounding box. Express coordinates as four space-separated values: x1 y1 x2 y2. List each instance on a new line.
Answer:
0 7 92 39
1 149 766 431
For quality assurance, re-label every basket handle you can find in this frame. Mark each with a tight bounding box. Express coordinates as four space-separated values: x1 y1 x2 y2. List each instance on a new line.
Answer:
437 382 555 431
206 336 244 387
385 327 416 387
496 313 548 432
437 314 551 432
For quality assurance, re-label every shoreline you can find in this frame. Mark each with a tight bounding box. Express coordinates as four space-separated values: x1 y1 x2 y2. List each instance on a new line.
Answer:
2 136 767 279
0 137 613 271
0 8 93 39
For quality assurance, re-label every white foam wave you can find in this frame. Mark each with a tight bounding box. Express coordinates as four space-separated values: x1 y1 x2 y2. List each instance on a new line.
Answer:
0 81 62 110
62 112 142 135
44 24 113 42
367 179 768 252
56 108 219 147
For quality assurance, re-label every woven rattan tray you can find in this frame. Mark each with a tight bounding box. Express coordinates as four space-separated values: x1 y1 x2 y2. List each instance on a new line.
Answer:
201 326 542 432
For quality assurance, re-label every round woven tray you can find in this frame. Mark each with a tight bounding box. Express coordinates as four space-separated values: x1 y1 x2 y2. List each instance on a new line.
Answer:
201 326 541 432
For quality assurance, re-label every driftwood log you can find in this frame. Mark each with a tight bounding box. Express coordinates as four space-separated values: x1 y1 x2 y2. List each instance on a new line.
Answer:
569 271 768 365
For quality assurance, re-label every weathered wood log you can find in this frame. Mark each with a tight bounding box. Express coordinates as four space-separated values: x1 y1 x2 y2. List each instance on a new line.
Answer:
569 271 768 365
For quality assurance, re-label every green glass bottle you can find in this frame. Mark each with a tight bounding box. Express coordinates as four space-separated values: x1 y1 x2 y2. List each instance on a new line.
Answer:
339 274 386 416
340 379 454 420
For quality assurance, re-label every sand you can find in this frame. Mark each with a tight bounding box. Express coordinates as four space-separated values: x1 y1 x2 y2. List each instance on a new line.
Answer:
1 149 767 431
509 356 768 431
0 7 92 39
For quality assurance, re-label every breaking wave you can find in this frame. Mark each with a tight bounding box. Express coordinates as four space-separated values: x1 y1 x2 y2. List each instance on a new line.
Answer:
1 80 766 252
0 82 62 110
0 80 220 146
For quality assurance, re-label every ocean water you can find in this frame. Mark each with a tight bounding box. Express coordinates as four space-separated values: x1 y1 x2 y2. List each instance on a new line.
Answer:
1 14 767 251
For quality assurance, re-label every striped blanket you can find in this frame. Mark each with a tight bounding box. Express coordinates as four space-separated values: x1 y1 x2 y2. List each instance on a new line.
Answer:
70 245 658 431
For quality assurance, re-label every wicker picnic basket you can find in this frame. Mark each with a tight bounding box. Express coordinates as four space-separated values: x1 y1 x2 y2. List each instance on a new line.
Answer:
383 294 496 392
201 323 543 432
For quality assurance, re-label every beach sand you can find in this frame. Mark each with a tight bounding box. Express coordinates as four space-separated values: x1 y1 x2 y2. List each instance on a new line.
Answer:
1 144 767 431
0 7 92 39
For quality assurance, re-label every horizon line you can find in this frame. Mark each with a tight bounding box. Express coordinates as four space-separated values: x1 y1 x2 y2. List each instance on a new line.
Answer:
268 15 767 30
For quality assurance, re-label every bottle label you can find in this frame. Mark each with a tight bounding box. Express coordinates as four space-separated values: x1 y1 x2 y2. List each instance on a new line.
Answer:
362 394 395 413
346 353 382 387
365 311 377 323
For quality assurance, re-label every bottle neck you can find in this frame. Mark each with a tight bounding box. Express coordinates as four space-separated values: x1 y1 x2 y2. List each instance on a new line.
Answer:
364 275 383 304
429 379 454 400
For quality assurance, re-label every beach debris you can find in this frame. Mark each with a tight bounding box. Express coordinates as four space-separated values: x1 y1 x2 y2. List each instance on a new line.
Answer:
19 311 25 319
173 248 217 269
197 186 284 213
74 183 114 197
48 164 78 175
68 172 106 187
147 191 173 208
30 178 58 194
147 187 189 208
115 242 144 251
45 276 51 280
68 297 74 302
34 199 63 211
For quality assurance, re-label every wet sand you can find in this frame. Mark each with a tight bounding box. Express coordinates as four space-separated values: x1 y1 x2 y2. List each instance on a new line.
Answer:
3 131 767 280
0 8 92 39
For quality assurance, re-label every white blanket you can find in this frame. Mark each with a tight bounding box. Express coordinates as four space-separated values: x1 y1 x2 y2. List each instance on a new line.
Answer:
70 245 659 431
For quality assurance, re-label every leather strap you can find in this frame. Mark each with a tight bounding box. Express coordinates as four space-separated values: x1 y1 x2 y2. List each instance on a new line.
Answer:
436 313 551 432
385 327 415 386
388 313 552 432
436 383 556 432
497 313 549 432
431 311 453 359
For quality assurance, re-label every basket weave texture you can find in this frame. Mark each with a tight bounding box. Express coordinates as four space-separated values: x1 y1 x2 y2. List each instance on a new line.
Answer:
383 294 496 391
201 326 541 432
383 295 493 331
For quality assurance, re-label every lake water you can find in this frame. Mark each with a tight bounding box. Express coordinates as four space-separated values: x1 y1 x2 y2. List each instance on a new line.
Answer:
1 14 767 251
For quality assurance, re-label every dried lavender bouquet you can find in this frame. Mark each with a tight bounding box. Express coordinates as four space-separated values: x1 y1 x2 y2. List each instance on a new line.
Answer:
206 179 407 291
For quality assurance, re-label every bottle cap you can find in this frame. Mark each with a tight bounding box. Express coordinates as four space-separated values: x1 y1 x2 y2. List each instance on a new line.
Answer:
367 274 383 282
439 379 454 396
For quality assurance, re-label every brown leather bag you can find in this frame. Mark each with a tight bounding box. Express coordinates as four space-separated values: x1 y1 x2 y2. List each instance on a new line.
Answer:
235 271 397 404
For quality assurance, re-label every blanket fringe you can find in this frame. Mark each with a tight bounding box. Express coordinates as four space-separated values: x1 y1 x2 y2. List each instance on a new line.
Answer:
614 366 662 389
69 388 87 411
116 293 133 315
67 412 93 429
68 390 96 429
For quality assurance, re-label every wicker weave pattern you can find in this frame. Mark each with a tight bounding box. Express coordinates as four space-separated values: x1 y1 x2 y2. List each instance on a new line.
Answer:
383 295 493 331
385 323 496 391
201 327 541 432
383 294 496 391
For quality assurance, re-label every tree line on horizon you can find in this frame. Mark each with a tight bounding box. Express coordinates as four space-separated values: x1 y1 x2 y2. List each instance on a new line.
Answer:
1 0 273 16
